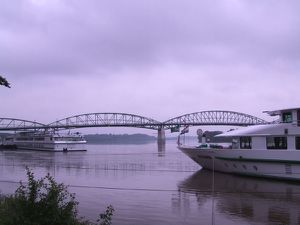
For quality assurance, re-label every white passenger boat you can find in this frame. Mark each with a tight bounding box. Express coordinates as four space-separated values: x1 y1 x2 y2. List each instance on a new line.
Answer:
178 107 300 180
2 131 87 151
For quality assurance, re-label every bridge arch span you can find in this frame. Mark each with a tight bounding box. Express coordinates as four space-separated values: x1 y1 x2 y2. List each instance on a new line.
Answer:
0 118 46 131
48 113 162 130
163 110 267 129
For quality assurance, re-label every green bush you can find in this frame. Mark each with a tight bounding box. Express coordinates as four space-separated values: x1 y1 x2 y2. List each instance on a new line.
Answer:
0 168 114 225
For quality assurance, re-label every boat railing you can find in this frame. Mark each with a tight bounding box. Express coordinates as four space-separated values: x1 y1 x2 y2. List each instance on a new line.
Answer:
269 119 300 125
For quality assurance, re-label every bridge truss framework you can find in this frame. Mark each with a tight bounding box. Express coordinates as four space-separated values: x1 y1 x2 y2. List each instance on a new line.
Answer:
163 111 267 129
0 118 46 131
0 111 268 132
47 113 162 130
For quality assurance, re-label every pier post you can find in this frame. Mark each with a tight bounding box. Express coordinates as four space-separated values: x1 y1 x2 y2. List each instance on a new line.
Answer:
157 127 166 144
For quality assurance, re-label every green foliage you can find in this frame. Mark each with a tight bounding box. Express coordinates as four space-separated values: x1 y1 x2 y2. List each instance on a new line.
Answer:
0 76 10 88
0 168 114 225
98 205 114 225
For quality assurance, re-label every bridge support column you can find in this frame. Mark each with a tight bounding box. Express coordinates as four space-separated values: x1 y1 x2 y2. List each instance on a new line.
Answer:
157 127 166 144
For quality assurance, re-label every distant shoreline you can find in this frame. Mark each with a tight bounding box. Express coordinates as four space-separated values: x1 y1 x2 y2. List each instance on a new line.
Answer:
85 133 157 144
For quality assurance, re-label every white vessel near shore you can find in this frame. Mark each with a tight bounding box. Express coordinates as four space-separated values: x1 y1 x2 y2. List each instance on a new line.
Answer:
1 131 87 151
178 107 300 181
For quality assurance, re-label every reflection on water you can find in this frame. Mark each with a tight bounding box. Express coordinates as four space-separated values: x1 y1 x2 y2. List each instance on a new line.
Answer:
157 142 166 157
178 170 300 225
1 143 300 225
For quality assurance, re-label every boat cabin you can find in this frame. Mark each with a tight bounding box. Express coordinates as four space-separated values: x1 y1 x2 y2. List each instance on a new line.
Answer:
218 107 300 151
265 107 300 125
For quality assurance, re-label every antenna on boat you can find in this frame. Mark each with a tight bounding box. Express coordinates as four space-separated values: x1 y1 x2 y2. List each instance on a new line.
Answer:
177 125 189 145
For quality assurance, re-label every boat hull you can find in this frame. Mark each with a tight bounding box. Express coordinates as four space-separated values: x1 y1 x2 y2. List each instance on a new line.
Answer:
179 145 300 181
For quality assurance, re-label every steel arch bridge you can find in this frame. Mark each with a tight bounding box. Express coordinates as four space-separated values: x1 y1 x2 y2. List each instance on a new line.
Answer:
0 118 47 131
47 113 163 130
163 111 267 129
0 111 268 131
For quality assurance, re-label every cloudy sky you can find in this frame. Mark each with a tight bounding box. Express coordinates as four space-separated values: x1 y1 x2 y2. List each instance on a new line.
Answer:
0 0 300 129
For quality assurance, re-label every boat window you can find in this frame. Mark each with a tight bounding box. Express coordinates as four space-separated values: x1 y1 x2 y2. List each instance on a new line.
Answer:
295 137 300 150
34 137 45 141
198 143 208 148
240 137 252 149
282 112 292 123
54 137 82 141
15 137 33 141
266 136 287 149
297 110 300 126
232 139 239 149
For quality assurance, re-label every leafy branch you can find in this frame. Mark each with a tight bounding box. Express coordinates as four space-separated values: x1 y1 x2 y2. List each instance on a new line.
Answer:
0 168 114 225
0 75 10 88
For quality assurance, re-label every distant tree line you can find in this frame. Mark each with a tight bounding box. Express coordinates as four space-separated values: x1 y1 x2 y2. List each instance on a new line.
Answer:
85 133 156 144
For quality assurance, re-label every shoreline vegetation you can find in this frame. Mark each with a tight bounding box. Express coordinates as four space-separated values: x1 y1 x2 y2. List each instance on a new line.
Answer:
85 134 203 144
82 132 232 144
85 133 157 144
0 168 114 225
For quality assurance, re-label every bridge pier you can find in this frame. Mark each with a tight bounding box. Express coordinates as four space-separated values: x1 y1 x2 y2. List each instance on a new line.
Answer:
157 127 166 144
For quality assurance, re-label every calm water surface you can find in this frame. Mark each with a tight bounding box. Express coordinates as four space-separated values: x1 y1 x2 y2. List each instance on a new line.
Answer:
1 141 300 225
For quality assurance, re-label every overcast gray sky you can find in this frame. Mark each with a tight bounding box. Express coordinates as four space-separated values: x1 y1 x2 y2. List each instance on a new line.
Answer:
1 0 300 128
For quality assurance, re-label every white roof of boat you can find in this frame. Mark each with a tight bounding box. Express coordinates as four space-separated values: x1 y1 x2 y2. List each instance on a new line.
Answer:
263 107 300 116
217 123 285 137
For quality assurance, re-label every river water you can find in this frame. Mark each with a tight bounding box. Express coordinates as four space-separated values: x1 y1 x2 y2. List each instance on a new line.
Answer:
1 141 300 225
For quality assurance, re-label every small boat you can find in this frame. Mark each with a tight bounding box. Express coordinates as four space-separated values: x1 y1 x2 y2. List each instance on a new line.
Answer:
2 131 87 151
178 107 300 180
